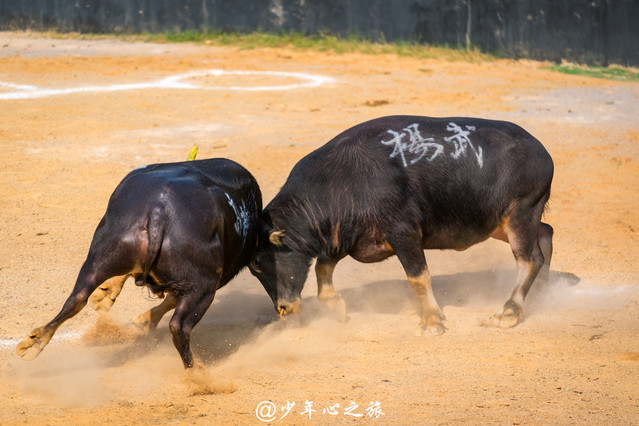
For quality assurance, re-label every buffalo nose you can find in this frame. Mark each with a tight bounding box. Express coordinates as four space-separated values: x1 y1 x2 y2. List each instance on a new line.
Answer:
277 300 290 311
278 305 288 320
277 299 301 319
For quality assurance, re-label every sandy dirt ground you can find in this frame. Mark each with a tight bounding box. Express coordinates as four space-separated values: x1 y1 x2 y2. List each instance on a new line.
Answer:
0 32 637 424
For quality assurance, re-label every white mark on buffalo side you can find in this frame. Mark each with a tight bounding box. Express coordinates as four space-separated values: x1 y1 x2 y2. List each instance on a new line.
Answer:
225 193 250 242
381 122 483 168
381 124 444 167
444 122 483 168
0 69 335 100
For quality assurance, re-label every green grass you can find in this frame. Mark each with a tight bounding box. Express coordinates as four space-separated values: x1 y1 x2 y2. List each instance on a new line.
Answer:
31 30 639 79
542 63 639 82
139 29 490 62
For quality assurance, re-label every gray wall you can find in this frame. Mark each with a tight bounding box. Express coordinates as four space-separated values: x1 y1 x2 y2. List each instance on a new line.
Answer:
1 0 637 66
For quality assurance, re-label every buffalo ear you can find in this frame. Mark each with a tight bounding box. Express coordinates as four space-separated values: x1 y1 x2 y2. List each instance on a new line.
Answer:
269 230 285 247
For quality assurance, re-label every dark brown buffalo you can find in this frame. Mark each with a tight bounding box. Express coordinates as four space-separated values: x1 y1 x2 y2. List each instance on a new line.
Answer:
17 158 262 368
249 116 554 336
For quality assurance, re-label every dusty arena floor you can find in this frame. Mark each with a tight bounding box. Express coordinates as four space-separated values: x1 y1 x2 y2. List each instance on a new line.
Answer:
0 32 638 424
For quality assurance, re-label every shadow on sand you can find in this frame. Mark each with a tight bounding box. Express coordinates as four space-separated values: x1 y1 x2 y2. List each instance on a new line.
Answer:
96 269 580 368
339 269 580 316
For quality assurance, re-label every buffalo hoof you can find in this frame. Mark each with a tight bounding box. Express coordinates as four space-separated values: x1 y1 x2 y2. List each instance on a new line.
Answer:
427 322 446 336
186 364 235 396
414 325 446 337
319 294 349 323
416 314 446 337
131 311 154 333
88 276 127 312
16 328 51 361
488 307 521 329
427 315 447 336
89 286 116 311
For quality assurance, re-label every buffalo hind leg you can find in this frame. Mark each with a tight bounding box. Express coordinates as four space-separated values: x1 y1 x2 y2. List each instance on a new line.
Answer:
169 288 217 369
132 294 177 333
16 264 106 360
90 275 177 335
490 211 553 328
390 232 445 336
536 223 554 287
315 259 348 322
89 274 130 312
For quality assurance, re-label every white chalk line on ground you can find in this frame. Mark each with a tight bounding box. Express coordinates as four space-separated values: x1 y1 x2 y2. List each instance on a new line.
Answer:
0 69 335 100
0 331 84 350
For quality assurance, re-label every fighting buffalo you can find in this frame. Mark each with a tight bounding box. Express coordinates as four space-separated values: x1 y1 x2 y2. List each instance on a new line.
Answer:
249 115 554 336
17 158 262 368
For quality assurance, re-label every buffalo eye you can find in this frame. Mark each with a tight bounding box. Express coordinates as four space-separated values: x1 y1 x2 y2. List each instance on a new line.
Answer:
250 256 262 273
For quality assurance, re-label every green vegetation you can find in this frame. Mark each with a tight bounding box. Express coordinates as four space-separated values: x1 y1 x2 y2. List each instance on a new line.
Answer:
139 29 490 62
542 63 639 82
152 31 639 79
36 30 639 80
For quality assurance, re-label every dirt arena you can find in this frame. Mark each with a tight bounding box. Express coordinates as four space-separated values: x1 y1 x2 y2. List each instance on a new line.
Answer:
0 32 637 424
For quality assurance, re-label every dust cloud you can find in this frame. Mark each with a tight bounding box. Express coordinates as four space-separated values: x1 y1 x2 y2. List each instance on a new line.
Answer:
4 243 634 406
9 343 111 407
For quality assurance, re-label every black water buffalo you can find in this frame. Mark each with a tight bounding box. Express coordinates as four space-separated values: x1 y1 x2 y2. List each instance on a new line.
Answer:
17 158 262 368
249 115 554 336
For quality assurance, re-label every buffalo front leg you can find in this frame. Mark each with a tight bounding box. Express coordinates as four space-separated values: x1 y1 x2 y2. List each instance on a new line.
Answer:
390 232 445 336
89 274 130 312
407 270 446 336
315 259 348 322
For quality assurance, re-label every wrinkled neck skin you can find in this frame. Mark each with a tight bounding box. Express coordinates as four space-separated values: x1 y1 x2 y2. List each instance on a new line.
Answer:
266 193 322 258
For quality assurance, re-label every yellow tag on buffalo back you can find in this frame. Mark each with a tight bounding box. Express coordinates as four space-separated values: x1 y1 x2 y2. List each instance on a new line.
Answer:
186 145 198 161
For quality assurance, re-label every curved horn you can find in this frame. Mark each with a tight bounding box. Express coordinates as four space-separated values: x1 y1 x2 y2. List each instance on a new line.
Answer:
269 230 285 247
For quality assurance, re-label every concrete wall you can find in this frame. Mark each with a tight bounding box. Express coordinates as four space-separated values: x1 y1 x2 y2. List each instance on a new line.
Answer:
1 0 637 66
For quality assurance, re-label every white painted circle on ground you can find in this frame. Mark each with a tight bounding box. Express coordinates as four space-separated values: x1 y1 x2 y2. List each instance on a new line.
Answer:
0 69 335 100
